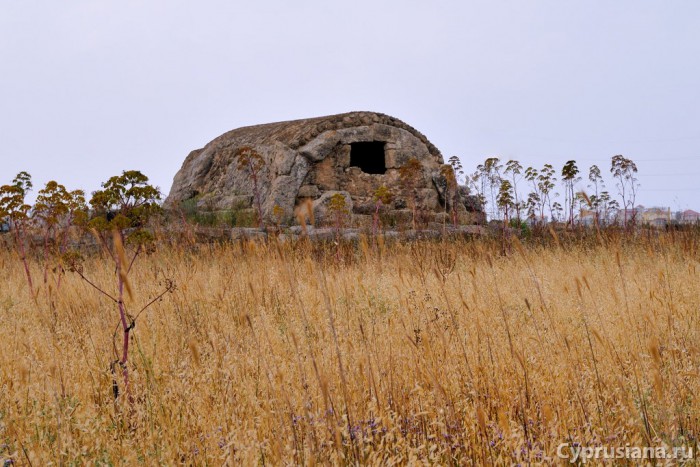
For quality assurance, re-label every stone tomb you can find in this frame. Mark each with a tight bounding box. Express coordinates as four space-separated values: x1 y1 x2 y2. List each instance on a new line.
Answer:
165 111 476 225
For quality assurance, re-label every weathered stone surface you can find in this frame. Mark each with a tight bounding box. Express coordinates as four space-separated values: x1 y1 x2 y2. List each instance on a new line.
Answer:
165 111 479 225
297 184 320 198
312 191 353 226
230 227 267 240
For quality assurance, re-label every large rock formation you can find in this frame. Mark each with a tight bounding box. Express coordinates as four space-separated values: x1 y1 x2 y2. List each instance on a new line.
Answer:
165 111 479 225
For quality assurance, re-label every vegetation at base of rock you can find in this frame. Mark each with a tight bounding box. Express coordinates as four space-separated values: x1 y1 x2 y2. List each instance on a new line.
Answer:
178 198 258 228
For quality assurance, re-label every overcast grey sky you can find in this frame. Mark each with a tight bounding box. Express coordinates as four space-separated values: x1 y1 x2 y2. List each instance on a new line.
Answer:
2 1 699 210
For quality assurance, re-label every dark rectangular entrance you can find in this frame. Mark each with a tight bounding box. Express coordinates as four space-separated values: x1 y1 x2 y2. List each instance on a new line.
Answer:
349 141 386 174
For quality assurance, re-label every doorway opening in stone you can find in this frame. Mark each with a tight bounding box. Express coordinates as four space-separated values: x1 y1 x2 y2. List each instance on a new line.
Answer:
349 141 387 174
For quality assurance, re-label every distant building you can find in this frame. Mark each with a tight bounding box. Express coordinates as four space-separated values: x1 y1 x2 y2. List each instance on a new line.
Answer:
679 209 700 224
614 205 645 225
641 207 672 227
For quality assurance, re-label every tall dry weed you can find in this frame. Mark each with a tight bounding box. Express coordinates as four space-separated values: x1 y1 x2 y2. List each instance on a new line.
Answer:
0 233 699 463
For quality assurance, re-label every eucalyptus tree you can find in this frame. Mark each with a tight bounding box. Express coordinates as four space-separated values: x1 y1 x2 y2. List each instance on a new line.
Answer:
448 155 464 185
607 198 621 225
610 155 639 227
538 164 557 223
468 170 487 216
525 167 542 222
477 157 503 219
561 160 581 227
526 192 540 222
551 201 564 223
598 191 612 225
497 179 514 223
504 159 523 222
588 165 604 226
448 156 466 226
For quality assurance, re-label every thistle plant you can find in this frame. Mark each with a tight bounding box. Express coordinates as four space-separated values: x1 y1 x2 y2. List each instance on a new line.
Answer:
235 146 266 229
70 170 174 405
0 172 35 298
328 193 349 234
372 185 393 237
33 180 87 292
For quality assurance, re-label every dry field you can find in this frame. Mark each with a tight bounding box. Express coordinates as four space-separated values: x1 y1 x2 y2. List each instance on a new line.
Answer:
1 232 700 464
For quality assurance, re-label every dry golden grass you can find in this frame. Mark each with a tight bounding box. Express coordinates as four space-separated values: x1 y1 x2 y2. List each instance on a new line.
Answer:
1 233 699 464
